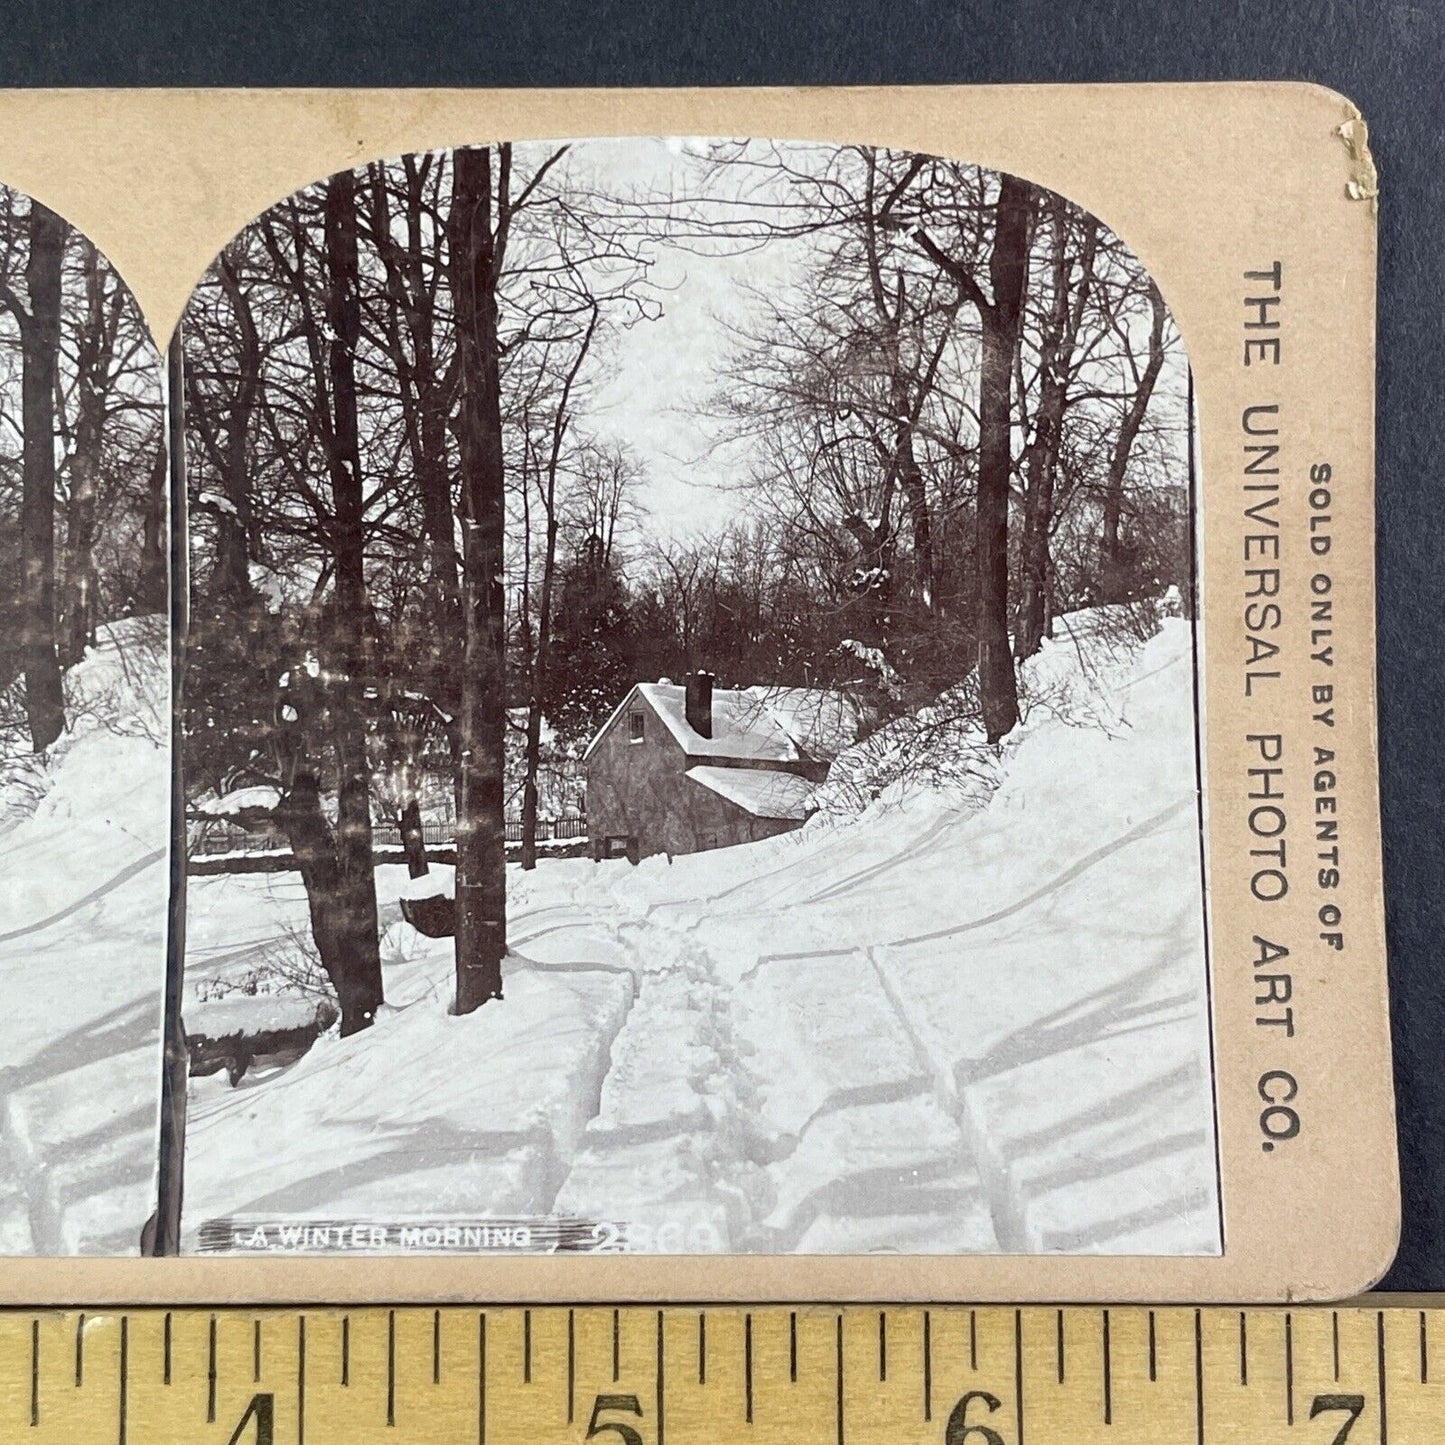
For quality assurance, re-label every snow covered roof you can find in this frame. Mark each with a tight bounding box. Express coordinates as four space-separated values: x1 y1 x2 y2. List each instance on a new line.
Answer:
745 686 861 759
584 681 859 764
192 786 282 818
685 765 817 821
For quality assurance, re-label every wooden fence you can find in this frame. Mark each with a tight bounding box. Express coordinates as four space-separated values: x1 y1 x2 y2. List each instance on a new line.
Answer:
188 814 588 858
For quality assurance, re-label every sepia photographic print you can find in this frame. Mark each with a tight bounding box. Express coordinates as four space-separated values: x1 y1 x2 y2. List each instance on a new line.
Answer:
175 136 1220 1259
0 86 1396 1300
0 184 168 1255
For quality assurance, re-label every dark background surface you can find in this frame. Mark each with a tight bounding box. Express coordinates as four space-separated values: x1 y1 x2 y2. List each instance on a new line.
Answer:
1 0 1440 1289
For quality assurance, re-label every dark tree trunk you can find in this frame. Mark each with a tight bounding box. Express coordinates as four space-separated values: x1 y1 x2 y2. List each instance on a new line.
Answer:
1101 280 1167 598
974 176 1031 741
895 423 934 613
212 247 261 604
1016 206 1098 661
322 168 384 1033
842 510 895 651
399 797 429 879
278 773 378 1036
520 509 558 873
365 161 460 709
448 145 508 1013
19 202 67 751
60 247 110 666
135 439 169 613
522 305 595 871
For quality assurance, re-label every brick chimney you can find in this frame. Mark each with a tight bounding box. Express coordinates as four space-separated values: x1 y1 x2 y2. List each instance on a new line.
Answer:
684 671 714 739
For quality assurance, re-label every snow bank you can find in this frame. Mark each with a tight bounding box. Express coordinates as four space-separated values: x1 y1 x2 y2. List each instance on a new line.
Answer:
813 607 1152 820
0 619 168 932
0 617 168 1254
400 865 455 901
183 952 633 1230
182 611 1218 1258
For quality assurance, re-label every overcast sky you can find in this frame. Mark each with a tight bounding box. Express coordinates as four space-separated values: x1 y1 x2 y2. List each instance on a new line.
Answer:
510 137 1193 551
525 137 808 542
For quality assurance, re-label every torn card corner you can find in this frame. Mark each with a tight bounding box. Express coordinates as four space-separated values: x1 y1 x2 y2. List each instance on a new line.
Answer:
1335 98 1380 215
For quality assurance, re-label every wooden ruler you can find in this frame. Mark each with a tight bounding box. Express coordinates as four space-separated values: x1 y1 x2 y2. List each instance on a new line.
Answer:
0 1304 1438 1443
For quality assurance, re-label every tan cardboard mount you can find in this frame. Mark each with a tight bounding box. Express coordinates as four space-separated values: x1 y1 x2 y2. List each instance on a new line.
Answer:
0 84 1397 1304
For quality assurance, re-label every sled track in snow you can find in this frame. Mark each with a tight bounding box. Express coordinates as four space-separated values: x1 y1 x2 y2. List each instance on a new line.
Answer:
0 847 166 945
889 796 1192 948
734 795 1192 980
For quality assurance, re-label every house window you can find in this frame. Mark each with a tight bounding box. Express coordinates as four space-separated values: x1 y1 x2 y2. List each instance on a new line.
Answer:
629 711 645 743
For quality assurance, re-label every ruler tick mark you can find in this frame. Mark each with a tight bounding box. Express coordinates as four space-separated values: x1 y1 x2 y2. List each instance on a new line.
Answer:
75 1313 85 1388
118 1316 128 1445
1194 1309 1204 1445
1285 1312 1294 1425
1422 1310 1429 1384
656 1310 666 1445
387 1309 397 1425
789 1311 797 1384
206 1315 216 1422
1102 1309 1112 1425
612 1309 620 1382
163 1312 171 1386
1056 1309 1065 1383
879 1311 887 1382
253 1317 262 1382
1332 1310 1340 1381
342 1315 350 1386
1148 1310 1157 1382
30 1317 39 1427
745 1314 754 1423
698 1312 706 1384
1015 1309 1025 1445
297 1315 307 1445
923 1310 932 1421
836 1314 845 1445
969 1310 977 1371
523 1309 531 1384
567 1309 575 1424
1238 1311 1248 1386
478 1314 487 1445
435 1308 442 1385
1378 1311 1390 1445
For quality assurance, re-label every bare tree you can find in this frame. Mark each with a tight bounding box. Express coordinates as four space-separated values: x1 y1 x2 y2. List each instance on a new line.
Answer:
207 173 388 1036
519 301 598 869
1015 198 1099 660
1100 279 1167 596
57 244 124 664
134 440 168 614
320 167 386 1033
6 201 68 750
449 145 510 1013
915 172 1032 741
191 245 263 605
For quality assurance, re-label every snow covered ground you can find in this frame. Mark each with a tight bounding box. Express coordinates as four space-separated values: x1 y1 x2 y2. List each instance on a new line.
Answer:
0 620 169 1255
0 610 1218 1257
183 614 1221 1257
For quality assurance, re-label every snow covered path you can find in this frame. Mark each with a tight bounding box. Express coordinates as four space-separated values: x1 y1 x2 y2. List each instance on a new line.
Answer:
183 620 1221 1257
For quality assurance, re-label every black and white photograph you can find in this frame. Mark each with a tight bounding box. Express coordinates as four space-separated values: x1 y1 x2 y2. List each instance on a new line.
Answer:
0 185 168 1254
174 136 1220 1258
